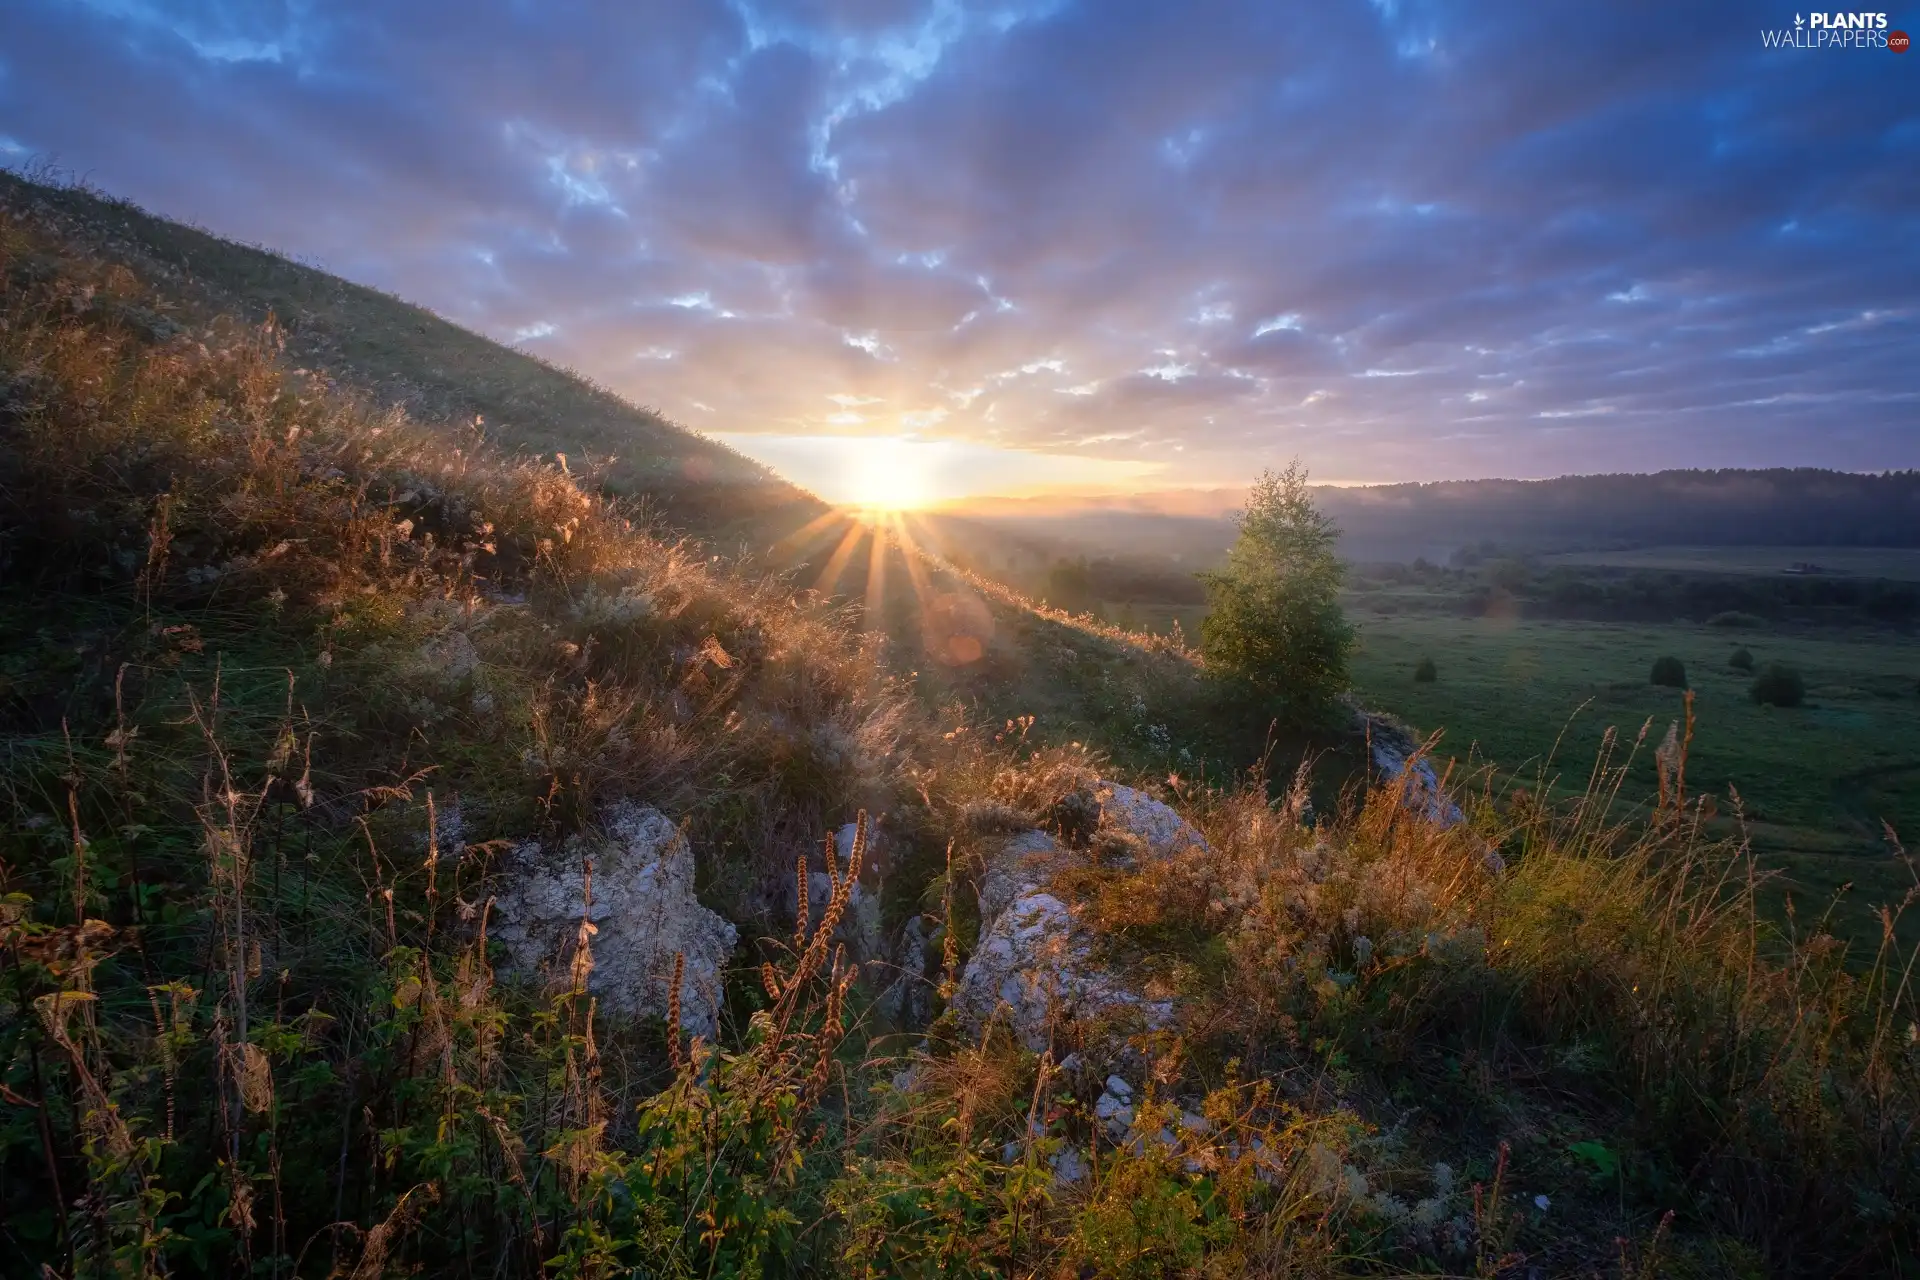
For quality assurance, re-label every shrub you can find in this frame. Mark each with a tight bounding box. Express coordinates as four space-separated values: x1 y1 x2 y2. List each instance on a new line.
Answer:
1649 655 1687 688
1729 647 1755 672
1413 656 1437 683
1198 462 1354 726
1750 662 1806 707
1706 610 1764 628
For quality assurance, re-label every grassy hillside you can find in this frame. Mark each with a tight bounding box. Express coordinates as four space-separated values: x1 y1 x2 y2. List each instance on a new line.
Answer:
0 169 819 546
3 181 1917 1277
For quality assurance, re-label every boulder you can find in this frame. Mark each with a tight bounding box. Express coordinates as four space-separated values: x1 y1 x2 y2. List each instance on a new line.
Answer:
1093 780 1213 858
491 801 736 1037
953 831 1171 1052
1363 716 1466 829
978 829 1076 923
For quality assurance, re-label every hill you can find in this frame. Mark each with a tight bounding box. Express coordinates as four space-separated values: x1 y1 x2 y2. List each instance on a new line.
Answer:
0 169 820 546
1 176 1915 1276
939 469 1920 570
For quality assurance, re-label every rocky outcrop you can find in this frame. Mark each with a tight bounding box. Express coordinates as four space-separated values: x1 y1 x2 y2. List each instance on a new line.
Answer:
1092 780 1213 858
1362 715 1467 828
953 782 1204 1051
491 801 736 1037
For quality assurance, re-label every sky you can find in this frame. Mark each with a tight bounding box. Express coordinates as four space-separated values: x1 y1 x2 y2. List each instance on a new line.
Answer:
2 1 1916 503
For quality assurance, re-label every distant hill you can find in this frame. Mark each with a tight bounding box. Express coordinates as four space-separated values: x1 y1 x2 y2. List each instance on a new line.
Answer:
941 469 1920 567
1316 469 1920 561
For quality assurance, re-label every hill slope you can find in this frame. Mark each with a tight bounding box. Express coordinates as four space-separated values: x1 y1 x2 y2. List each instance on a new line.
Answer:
0 169 820 544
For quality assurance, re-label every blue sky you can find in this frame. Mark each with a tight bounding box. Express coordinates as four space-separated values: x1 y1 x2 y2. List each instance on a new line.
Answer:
2 0 1915 496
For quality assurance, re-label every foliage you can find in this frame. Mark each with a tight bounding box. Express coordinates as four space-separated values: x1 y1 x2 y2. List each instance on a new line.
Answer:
1649 655 1687 688
1750 662 1807 708
1413 656 1437 683
1198 462 1355 727
1728 646 1755 672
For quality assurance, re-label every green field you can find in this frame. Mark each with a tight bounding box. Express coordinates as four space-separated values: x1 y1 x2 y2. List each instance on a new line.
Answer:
1541 544 1920 580
1348 611 1920 937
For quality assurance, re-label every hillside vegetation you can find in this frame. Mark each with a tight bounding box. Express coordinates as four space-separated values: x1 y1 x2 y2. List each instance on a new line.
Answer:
0 169 818 545
2 179 1917 1278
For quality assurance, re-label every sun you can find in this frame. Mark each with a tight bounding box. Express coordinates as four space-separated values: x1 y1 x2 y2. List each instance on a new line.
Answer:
840 435 935 511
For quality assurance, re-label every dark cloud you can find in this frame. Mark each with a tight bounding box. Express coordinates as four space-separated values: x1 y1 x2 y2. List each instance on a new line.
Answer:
2 0 1914 486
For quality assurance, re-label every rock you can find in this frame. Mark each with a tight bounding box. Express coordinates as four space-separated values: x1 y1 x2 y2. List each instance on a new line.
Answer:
953 887 1171 1052
954 830 1172 1051
1363 716 1467 828
978 829 1075 923
1049 1145 1089 1186
782 871 883 969
1094 1084 1135 1141
876 915 932 1026
491 801 736 1037
417 628 482 684
1093 780 1213 859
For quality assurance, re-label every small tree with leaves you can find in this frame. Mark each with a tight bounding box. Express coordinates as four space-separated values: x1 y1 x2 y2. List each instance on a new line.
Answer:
1199 462 1355 726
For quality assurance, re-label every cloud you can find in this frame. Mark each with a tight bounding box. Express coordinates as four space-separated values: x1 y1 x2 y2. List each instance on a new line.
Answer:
2 0 1914 488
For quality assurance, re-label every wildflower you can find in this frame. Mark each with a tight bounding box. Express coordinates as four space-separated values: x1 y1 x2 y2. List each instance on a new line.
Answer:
1533 1194 1550 1211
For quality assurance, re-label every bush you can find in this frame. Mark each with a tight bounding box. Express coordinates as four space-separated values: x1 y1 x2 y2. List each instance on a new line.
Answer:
1729 647 1754 672
1650 655 1688 688
1706 610 1764 628
1413 656 1437 683
1750 662 1806 707
1198 462 1354 725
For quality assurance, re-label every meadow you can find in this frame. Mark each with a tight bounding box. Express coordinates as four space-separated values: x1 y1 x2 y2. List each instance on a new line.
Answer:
1540 545 1920 581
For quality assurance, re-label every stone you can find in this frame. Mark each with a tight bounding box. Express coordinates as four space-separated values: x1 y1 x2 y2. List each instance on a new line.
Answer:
978 829 1075 923
1363 716 1467 829
778 820 886 967
954 830 1171 1051
491 801 736 1037
953 887 1171 1052
1049 1145 1090 1186
876 915 932 1026
1093 780 1213 859
1094 1084 1135 1141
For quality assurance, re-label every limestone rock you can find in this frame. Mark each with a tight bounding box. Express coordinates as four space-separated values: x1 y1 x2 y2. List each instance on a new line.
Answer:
1094 1077 1136 1141
1363 716 1466 829
952 885 1170 1052
779 825 886 967
978 829 1075 923
955 823 1184 1051
877 915 933 1026
491 801 736 1037
1093 780 1213 859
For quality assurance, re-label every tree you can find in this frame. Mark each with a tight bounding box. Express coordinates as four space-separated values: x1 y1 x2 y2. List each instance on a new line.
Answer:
1728 646 1754 672
1413 656 1437 683
1199 462 1355 725
1650 656 1687 688
1750 663 1805 707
